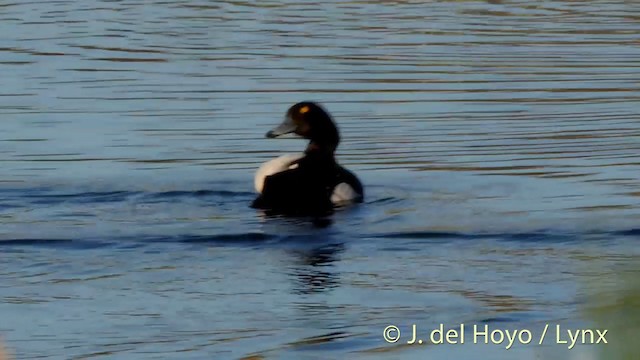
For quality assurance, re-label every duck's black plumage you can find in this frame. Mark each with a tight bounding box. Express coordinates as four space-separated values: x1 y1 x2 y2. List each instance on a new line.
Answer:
251 102 364 216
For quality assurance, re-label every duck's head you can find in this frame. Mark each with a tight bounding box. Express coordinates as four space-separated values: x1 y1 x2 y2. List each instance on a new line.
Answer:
266 102 340 153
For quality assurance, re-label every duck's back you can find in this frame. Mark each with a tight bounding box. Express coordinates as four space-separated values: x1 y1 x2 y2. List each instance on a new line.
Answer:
252 153 363 215
331 166 364 205
252 158 333 215
254 154 304 193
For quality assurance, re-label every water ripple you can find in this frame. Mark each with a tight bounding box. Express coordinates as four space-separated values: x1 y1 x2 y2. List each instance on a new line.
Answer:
2 1 640 359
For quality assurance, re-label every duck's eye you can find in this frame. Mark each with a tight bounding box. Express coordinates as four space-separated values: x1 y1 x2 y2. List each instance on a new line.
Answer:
299 106 310 114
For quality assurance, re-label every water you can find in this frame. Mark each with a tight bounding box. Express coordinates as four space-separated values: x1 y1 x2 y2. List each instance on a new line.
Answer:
1 0 639 359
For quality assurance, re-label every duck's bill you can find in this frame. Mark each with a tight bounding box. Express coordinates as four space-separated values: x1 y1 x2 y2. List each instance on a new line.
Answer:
266 117 296 138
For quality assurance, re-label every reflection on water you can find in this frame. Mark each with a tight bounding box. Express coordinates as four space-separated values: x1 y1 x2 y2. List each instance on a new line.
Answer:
288 244 343 295
1 0 639 359
583 260 640 360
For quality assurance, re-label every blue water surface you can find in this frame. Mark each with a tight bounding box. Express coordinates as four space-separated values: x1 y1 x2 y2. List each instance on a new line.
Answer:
1 0 640 359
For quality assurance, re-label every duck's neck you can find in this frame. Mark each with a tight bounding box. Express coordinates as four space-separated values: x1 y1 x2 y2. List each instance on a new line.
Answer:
305 119 340 156
304 141 338 167
305 141 336 155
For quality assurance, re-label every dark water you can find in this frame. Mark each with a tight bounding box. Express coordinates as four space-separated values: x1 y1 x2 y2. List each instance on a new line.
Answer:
1 0 640 359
